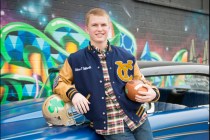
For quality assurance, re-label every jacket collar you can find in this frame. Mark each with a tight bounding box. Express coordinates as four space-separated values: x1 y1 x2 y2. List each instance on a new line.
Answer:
88 41 112 54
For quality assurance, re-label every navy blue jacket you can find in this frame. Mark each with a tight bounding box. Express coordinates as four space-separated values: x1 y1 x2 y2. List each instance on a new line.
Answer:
67 45 143 130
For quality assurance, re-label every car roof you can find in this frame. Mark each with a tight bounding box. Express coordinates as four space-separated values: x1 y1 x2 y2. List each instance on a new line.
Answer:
138 61 209 76
137 61 206 68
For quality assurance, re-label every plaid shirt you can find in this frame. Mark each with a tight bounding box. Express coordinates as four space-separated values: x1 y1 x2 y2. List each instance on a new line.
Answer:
94 47 147 135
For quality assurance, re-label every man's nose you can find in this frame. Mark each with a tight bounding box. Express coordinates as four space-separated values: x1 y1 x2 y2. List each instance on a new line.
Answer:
97 25 103 30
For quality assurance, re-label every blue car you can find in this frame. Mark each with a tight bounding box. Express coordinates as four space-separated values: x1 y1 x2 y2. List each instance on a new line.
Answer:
1 61 209 140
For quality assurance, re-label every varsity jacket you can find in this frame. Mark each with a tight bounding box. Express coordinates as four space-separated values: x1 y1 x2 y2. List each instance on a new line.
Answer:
53 45 160 130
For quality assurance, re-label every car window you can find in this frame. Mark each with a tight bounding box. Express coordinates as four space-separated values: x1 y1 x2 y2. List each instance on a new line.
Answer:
147 74 209 92
146 74 209 111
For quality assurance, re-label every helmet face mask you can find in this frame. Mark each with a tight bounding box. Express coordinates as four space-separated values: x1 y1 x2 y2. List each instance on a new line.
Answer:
42 94 85 126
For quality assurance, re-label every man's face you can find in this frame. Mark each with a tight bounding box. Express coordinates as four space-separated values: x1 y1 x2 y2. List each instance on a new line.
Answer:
86 15 110 44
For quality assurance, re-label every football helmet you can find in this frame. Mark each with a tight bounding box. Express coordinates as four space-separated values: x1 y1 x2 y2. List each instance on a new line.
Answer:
42 94 86 126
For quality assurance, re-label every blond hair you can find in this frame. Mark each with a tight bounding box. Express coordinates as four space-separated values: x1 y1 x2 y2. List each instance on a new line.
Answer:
85 8 110 26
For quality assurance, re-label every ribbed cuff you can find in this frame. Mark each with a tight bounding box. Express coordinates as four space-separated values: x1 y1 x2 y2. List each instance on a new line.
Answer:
152 88 160 102
66 88 79 100
136 105 145 118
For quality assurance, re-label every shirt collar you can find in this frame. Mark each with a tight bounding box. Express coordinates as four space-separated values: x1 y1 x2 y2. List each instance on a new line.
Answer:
88 41 111 53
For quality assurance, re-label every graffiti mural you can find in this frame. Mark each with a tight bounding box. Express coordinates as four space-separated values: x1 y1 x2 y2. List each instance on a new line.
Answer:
0 18 136 104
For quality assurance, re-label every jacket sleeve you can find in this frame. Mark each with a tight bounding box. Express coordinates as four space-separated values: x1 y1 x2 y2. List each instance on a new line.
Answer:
133 62 160 102
53 59 79 102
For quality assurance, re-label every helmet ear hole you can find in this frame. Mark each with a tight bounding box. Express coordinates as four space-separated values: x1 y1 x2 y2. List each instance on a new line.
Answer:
42 94 85 126
67 112 74 117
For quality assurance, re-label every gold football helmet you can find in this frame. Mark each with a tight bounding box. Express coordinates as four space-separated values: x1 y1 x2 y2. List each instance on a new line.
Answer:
42 94 86 126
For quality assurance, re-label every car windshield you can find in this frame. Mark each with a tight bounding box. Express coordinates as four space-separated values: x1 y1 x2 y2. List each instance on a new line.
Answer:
147 74 209 92
146 74 209 108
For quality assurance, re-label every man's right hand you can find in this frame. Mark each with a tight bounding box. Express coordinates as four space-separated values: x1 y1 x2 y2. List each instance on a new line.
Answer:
72 93 90 114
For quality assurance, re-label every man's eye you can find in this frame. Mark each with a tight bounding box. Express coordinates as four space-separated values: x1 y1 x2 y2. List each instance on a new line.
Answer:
102 24 107 27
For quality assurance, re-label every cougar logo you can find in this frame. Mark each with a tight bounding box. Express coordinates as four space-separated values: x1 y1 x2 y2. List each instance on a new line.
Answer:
115 60 133 82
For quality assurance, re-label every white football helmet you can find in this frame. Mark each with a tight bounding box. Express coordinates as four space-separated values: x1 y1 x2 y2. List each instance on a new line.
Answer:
42 94 86 126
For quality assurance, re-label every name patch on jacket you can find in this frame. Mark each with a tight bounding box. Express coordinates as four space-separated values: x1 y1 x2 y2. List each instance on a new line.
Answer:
115 60 133 82
75 66 92 72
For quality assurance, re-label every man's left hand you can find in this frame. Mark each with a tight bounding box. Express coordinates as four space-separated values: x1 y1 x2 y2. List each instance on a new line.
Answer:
135 84 156 103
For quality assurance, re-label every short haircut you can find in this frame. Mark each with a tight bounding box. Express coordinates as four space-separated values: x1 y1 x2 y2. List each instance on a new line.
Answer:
85 8 110 26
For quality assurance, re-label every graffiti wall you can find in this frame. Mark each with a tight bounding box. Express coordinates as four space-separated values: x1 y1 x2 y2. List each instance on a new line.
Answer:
0 0 209 104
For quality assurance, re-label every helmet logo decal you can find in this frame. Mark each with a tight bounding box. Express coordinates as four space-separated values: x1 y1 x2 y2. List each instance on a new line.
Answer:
42 94 86 126
115 60 133 82
48 98 65 113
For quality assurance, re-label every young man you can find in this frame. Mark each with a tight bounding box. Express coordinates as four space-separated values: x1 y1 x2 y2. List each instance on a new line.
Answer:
53 8 160 140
